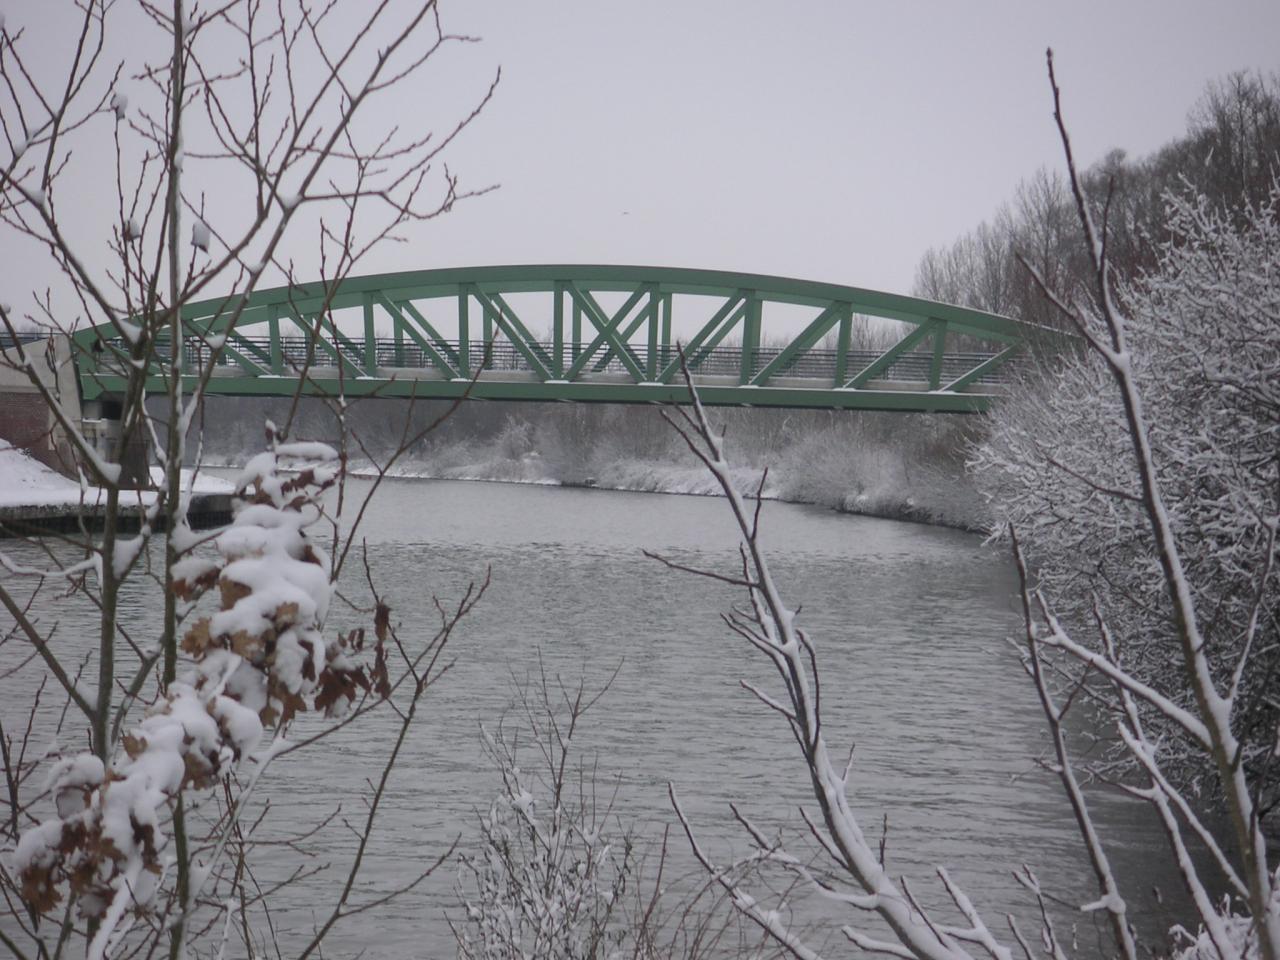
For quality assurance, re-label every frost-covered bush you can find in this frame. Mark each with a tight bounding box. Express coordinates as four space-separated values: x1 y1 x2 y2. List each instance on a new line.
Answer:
1175 886 1280 960
453 669 648 960
11 436 394 955
496 416 536 462
452 667 749 960
973 186 1280 812
767 418 985 529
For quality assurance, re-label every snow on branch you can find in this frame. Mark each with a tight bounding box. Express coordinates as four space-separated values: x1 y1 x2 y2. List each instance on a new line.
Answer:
656 351 1001 960
11 440 390 950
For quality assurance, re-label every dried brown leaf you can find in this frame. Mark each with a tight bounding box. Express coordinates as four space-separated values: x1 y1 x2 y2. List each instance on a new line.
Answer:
181 618 213 656
231 630 267 662
219 577 252 610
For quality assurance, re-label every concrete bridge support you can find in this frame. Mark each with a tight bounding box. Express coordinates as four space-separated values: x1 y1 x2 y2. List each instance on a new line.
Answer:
0 335 82 478
1 335 149 488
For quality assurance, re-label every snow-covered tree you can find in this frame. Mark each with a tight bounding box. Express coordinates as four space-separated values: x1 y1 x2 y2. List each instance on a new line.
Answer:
972 182 1280 821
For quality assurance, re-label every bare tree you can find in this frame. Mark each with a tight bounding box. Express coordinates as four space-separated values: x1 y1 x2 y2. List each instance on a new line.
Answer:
0 1 495 956
912 68 1280 334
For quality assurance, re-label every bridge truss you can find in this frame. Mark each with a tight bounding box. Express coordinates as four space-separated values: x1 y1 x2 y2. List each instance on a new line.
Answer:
73 265 1047 413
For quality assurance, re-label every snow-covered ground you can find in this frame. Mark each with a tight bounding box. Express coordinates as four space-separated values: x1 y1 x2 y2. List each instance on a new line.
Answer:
0 440 85 506
0 441 233 509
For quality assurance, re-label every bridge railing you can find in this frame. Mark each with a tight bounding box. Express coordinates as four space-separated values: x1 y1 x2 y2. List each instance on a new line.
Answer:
100 335 1016 387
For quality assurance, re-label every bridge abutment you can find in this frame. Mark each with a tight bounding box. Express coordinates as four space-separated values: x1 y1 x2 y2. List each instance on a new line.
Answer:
0 335 82 479
1 336 150 489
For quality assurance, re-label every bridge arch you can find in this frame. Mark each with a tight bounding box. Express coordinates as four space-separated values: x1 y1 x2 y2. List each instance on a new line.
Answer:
72 265 1052 413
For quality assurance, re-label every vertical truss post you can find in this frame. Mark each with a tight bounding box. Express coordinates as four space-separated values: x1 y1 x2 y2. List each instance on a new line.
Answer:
833 303 852 386
929 320 947 390
646 283 660 380
477 284 494 368
268 304 283 374
572 297 582 365
553 281 565 377
393 314 405 366
457 286 470 377
739 292 760 385
660 293 672 372
362 292 377 375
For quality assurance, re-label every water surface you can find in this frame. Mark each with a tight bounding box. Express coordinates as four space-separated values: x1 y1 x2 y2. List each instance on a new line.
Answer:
0 478 1198 957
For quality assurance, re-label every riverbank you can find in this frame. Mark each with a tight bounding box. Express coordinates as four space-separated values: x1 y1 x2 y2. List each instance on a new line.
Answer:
336 455 991 533
196 394 991 533
203 450 989 533
0 442 234 537
0 438 988 539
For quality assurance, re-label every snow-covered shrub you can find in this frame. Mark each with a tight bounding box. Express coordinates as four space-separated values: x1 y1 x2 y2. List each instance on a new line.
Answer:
1174 886 1280 960
496 416 536 462
767 418 985 529
452 665 748 960
453 668 641 960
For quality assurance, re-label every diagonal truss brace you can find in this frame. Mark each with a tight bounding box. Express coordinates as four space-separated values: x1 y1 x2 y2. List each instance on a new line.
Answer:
843 320 939 389
282 306 363 379
564 284 648 382
467 286 555 380
943 343 1023 391
374 294 461 378
657 294 748 383
750 301 849 386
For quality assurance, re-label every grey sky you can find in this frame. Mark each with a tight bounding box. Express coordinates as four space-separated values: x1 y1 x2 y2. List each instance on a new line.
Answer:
2 0 1277 320
424 0 1280 294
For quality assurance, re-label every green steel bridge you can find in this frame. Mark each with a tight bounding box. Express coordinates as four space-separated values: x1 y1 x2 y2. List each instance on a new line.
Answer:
71 265 1048 414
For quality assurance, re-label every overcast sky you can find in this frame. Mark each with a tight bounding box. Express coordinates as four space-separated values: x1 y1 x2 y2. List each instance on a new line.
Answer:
3 0 1278 318
421 0 1280 294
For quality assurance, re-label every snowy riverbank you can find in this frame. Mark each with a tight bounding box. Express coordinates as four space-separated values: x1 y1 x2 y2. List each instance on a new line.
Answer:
335 454 991 532
0 442 235 535
0 438 988 536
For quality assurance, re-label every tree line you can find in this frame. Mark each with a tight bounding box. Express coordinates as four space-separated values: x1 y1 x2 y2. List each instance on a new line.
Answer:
913 70 1280 327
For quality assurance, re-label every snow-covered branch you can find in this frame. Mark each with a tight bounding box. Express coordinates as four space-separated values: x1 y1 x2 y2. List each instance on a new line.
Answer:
658 352 1008 960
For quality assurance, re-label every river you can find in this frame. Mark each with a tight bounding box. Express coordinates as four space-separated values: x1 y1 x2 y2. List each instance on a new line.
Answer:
0 477 1201 958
